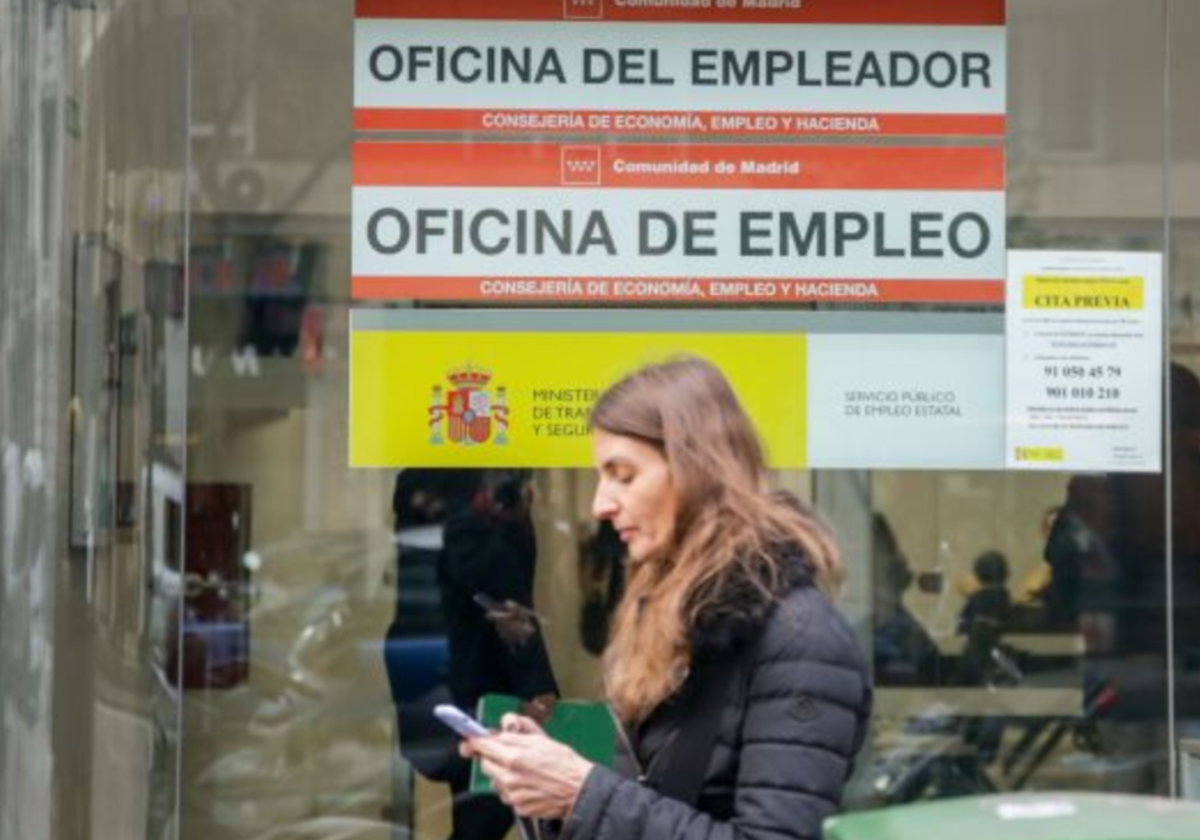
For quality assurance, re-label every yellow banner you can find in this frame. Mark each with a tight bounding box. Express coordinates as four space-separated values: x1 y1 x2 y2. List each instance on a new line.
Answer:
1022 275 1144 310
350 331 807 468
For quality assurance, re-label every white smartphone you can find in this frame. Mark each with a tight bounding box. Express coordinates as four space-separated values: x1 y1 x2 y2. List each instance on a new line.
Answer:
433 703 491 739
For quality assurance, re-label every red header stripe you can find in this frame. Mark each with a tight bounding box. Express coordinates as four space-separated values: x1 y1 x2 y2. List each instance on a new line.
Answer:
352 276 1004 304
353 142 1004 191
353 109 1006 138
355 0 1005 26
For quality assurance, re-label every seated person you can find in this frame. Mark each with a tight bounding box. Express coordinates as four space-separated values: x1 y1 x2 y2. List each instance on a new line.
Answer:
957 550 1013 686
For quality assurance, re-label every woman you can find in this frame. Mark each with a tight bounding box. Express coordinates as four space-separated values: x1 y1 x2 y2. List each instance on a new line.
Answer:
464 357 872 840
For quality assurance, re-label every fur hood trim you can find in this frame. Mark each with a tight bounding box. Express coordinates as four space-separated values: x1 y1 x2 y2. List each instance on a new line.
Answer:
689 548 813 658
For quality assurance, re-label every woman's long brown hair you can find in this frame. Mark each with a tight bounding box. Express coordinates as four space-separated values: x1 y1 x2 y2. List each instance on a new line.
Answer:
591 357 842 724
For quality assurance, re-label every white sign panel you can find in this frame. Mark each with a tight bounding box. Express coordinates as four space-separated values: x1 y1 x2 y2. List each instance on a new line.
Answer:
353 0 1007 138
808 333 1006 469
352 142 1005 305
1006 250 1163 473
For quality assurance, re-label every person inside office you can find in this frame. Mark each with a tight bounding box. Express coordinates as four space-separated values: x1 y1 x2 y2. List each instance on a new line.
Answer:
462 357 873 840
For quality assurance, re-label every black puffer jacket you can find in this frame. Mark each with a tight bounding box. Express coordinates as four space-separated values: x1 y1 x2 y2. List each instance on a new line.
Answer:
562 556 872 840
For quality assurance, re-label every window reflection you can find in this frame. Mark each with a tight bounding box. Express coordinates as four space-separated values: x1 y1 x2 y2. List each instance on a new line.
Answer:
871 514 942 687
387 469 558 840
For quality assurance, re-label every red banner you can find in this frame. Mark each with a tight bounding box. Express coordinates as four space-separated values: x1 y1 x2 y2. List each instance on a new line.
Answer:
352 276 1005 304
353 142 1005 191
355 0 1005 26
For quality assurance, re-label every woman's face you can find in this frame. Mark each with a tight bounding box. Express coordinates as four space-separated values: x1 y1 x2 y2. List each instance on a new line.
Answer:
591 430 679 562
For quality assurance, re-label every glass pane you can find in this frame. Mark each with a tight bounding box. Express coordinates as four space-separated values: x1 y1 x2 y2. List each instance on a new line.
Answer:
0 1 189 838
838 0 1173 805
5 0 1192 836
181 4 1178 840
183 3 393 837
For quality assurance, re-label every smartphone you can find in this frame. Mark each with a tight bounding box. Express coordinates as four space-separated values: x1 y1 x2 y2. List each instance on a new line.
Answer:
472 592 504 612
433 704 491 739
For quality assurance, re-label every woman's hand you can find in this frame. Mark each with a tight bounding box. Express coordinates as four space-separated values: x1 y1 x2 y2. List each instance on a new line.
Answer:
461 714 594 819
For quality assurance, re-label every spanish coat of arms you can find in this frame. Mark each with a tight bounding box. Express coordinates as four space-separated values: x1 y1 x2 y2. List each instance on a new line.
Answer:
429 364 509 446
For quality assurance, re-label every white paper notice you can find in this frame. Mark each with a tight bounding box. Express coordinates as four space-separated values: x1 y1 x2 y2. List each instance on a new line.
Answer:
1006 250 1162 473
